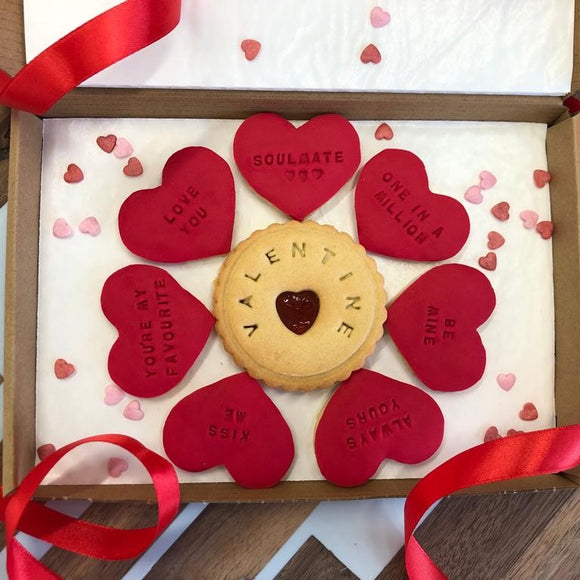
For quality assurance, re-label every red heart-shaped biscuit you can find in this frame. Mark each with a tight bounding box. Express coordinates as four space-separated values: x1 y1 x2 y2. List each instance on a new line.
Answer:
101 264 214 398
386 264 496 392
355 149 470 260
315 369 444 487
119 147 235 262
234 113 361 220
163 373 294 488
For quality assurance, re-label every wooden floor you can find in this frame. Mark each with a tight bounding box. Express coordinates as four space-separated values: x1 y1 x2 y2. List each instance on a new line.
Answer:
1 3 579 578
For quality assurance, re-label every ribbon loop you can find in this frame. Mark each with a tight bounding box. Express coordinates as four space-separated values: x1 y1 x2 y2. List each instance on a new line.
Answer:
0 0 182 114
1 434 180 579
404 424 580 579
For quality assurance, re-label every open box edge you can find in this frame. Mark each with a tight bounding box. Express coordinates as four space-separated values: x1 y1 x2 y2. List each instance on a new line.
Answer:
3 97 580 502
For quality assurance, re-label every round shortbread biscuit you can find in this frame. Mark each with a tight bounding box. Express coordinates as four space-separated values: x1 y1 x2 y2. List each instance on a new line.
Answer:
213 221 387 391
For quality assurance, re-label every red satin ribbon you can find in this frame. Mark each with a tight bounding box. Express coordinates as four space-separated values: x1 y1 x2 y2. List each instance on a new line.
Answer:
404 424 580 579
0 434 180 579
0 0 182 114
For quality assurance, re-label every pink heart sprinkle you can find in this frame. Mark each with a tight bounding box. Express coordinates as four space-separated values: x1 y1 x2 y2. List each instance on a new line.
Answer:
241 39 261 61
370 6 391 28
464 185 483 204
519 402 538 421
487 231 505 250
519 210 539 229
53 218 73 239
104 383 125 406
112 137 134 159
123 400 144 421
479 171 497 190
107 457 129 478
374 122 393 140
484 426 501 443
497 373 516 391
37 443 56 461
79 216 101 236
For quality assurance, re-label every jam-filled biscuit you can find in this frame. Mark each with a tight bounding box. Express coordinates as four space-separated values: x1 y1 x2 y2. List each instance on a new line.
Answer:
213 221 387 391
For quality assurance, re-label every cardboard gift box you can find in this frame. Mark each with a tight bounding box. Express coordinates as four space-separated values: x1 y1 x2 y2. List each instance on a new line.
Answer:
3 3 580 502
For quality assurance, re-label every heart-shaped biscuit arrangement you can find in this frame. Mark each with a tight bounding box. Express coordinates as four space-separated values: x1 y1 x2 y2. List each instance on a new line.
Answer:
386 264 496 392
355 149 470 260
101 264 214 397
315 369 444 487
163 373 295 488
234 113 361 220
119 147 235 263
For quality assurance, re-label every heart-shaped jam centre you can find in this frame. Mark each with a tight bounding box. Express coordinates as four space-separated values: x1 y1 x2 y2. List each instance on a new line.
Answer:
276 290 320 335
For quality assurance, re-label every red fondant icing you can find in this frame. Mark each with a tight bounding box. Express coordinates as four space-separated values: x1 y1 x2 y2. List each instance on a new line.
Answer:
355 149 470 260
163 373 294 488
118 147 235 263
101 264 214 398
315 369 444 487
233 113 361 220
386 264 496 392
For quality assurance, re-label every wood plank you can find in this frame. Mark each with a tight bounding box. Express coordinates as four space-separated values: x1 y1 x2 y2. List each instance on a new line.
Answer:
507 490 580 580
144 502 317 580
413 490 577 580
40 502 167 580
275 536 358 580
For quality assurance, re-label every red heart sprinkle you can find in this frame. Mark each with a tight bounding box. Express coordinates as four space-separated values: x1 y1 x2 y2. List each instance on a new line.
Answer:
519 402 538 421
507 428 525 436
97 134 117 153
374 122 394 140
386 264 496 392
64 164 84 183
361 43 381 64
101 264 214 397
478 252 497 271
234 113 360 220
536 220 554 240
487 231 505 250
119 147 235 262
491 202 510 221
315 369 444 487
355 149 470 261
484 426 502 442
533 169 552 188
241 39 261 61
123 157 143 177
37 443 56 461
163 373 294 488
54 358 75 379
